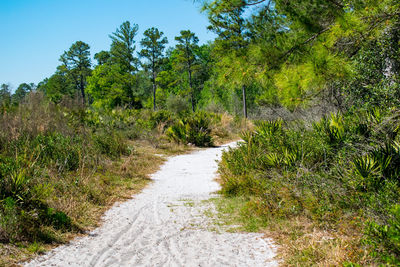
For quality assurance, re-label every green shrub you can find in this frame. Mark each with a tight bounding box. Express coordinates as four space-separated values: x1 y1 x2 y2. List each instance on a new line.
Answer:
32 133 81 172
0 152 44 204
254 119 283 138
218 110 400 265
166 111 213 147
313 112 345 147
166 94 190 114
0 95 155 246
42 208 71 230
149 110 174 126
365 204 400 265
0 197 21 241
92 130 128 159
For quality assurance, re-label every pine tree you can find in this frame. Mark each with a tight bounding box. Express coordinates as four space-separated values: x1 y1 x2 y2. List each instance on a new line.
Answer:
139 27 168 111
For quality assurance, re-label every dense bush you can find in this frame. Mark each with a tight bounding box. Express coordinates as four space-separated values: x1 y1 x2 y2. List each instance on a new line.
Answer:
165 94 190 114
92 130 128 159
0 94 135 242
166 111 214 147
218 109 400 265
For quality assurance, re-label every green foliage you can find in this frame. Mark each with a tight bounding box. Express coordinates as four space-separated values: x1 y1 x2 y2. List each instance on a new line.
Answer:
38 67 76 103
86 64 142 109
218 109 400 264
148 110 175 129
60 41 92 103
166 94 190 114
43 208 71 230
94 50 111 65
0 147 70 242
166 111 213 147
92 130 128 159
313 113 345 146
254 119 283 138
174 30 200 111
353 155 380 182
352 141 400 192
1 1 400 264
32 133 81 172
12 83 33 104
0 95 141 243
365 204 400 265
139 27 168 110
0 84 12 112
109 21 139 73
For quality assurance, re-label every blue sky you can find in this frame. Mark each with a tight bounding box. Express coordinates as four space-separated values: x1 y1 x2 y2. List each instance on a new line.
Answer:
0 0 215 89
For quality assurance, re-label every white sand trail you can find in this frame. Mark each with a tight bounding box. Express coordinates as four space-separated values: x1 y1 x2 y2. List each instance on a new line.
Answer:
25 143 278 267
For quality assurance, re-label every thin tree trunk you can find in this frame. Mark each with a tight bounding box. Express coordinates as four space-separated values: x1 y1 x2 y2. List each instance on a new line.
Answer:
186 43 195 112
188 69 195 112
152 72 156 111
80 75 86 105
242 85 247 119
152 56 157 111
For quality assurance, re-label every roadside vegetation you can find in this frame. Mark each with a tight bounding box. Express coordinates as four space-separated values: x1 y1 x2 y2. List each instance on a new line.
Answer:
218 110 400 265
0 11 250 264
202 0 400 266
1 0 400 265
0 92 242 265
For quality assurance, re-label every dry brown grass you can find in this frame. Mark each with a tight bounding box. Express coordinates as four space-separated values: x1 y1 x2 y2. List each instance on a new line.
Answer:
211 113 252 146
209 196 375 267
265 216 373 266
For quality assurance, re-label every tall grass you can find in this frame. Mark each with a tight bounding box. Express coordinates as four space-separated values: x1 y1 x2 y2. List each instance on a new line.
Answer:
0 93 131 243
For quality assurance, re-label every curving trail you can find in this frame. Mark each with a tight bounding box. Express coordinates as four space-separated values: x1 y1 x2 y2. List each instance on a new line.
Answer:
25 143 278 267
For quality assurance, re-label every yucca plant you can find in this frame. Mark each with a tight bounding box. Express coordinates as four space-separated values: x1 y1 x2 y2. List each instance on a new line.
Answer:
166 120 187 144
313 112 345 146
264 152 283 167
0 146 51 214
353 155 380 179
239 130 254 144
328 113 345 143
367 108 384 125
185 112 213 146
254 119 283 139
372 142 400 181
9 169 30 202
283 147 302 167
352 154 383 190
166 112 213 147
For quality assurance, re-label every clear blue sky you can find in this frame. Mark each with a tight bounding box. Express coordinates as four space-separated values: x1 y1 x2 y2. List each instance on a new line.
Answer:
0 0 215 89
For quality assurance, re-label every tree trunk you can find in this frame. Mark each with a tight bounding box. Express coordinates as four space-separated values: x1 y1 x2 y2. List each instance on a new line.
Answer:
152 72 157 111
188 69 195 112
80 75 86 105
242 85 247 119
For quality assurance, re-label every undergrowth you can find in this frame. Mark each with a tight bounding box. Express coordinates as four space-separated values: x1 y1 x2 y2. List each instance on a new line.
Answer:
218 108 400 266
0 92 242 265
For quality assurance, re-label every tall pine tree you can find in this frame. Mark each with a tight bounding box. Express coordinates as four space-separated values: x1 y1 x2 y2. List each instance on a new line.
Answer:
139 27 168 111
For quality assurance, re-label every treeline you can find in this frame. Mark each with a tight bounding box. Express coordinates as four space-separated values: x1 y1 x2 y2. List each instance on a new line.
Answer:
1 22 214 115
1 1 400 119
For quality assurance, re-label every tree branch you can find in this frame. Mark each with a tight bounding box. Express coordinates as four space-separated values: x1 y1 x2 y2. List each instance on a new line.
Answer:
280 26 332 60
245 0 268 7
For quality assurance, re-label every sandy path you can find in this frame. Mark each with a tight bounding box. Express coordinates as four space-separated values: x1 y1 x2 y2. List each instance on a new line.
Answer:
25 142 278 267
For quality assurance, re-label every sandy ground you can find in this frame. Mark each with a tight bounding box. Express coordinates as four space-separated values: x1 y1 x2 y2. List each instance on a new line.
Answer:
25 142 278 267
